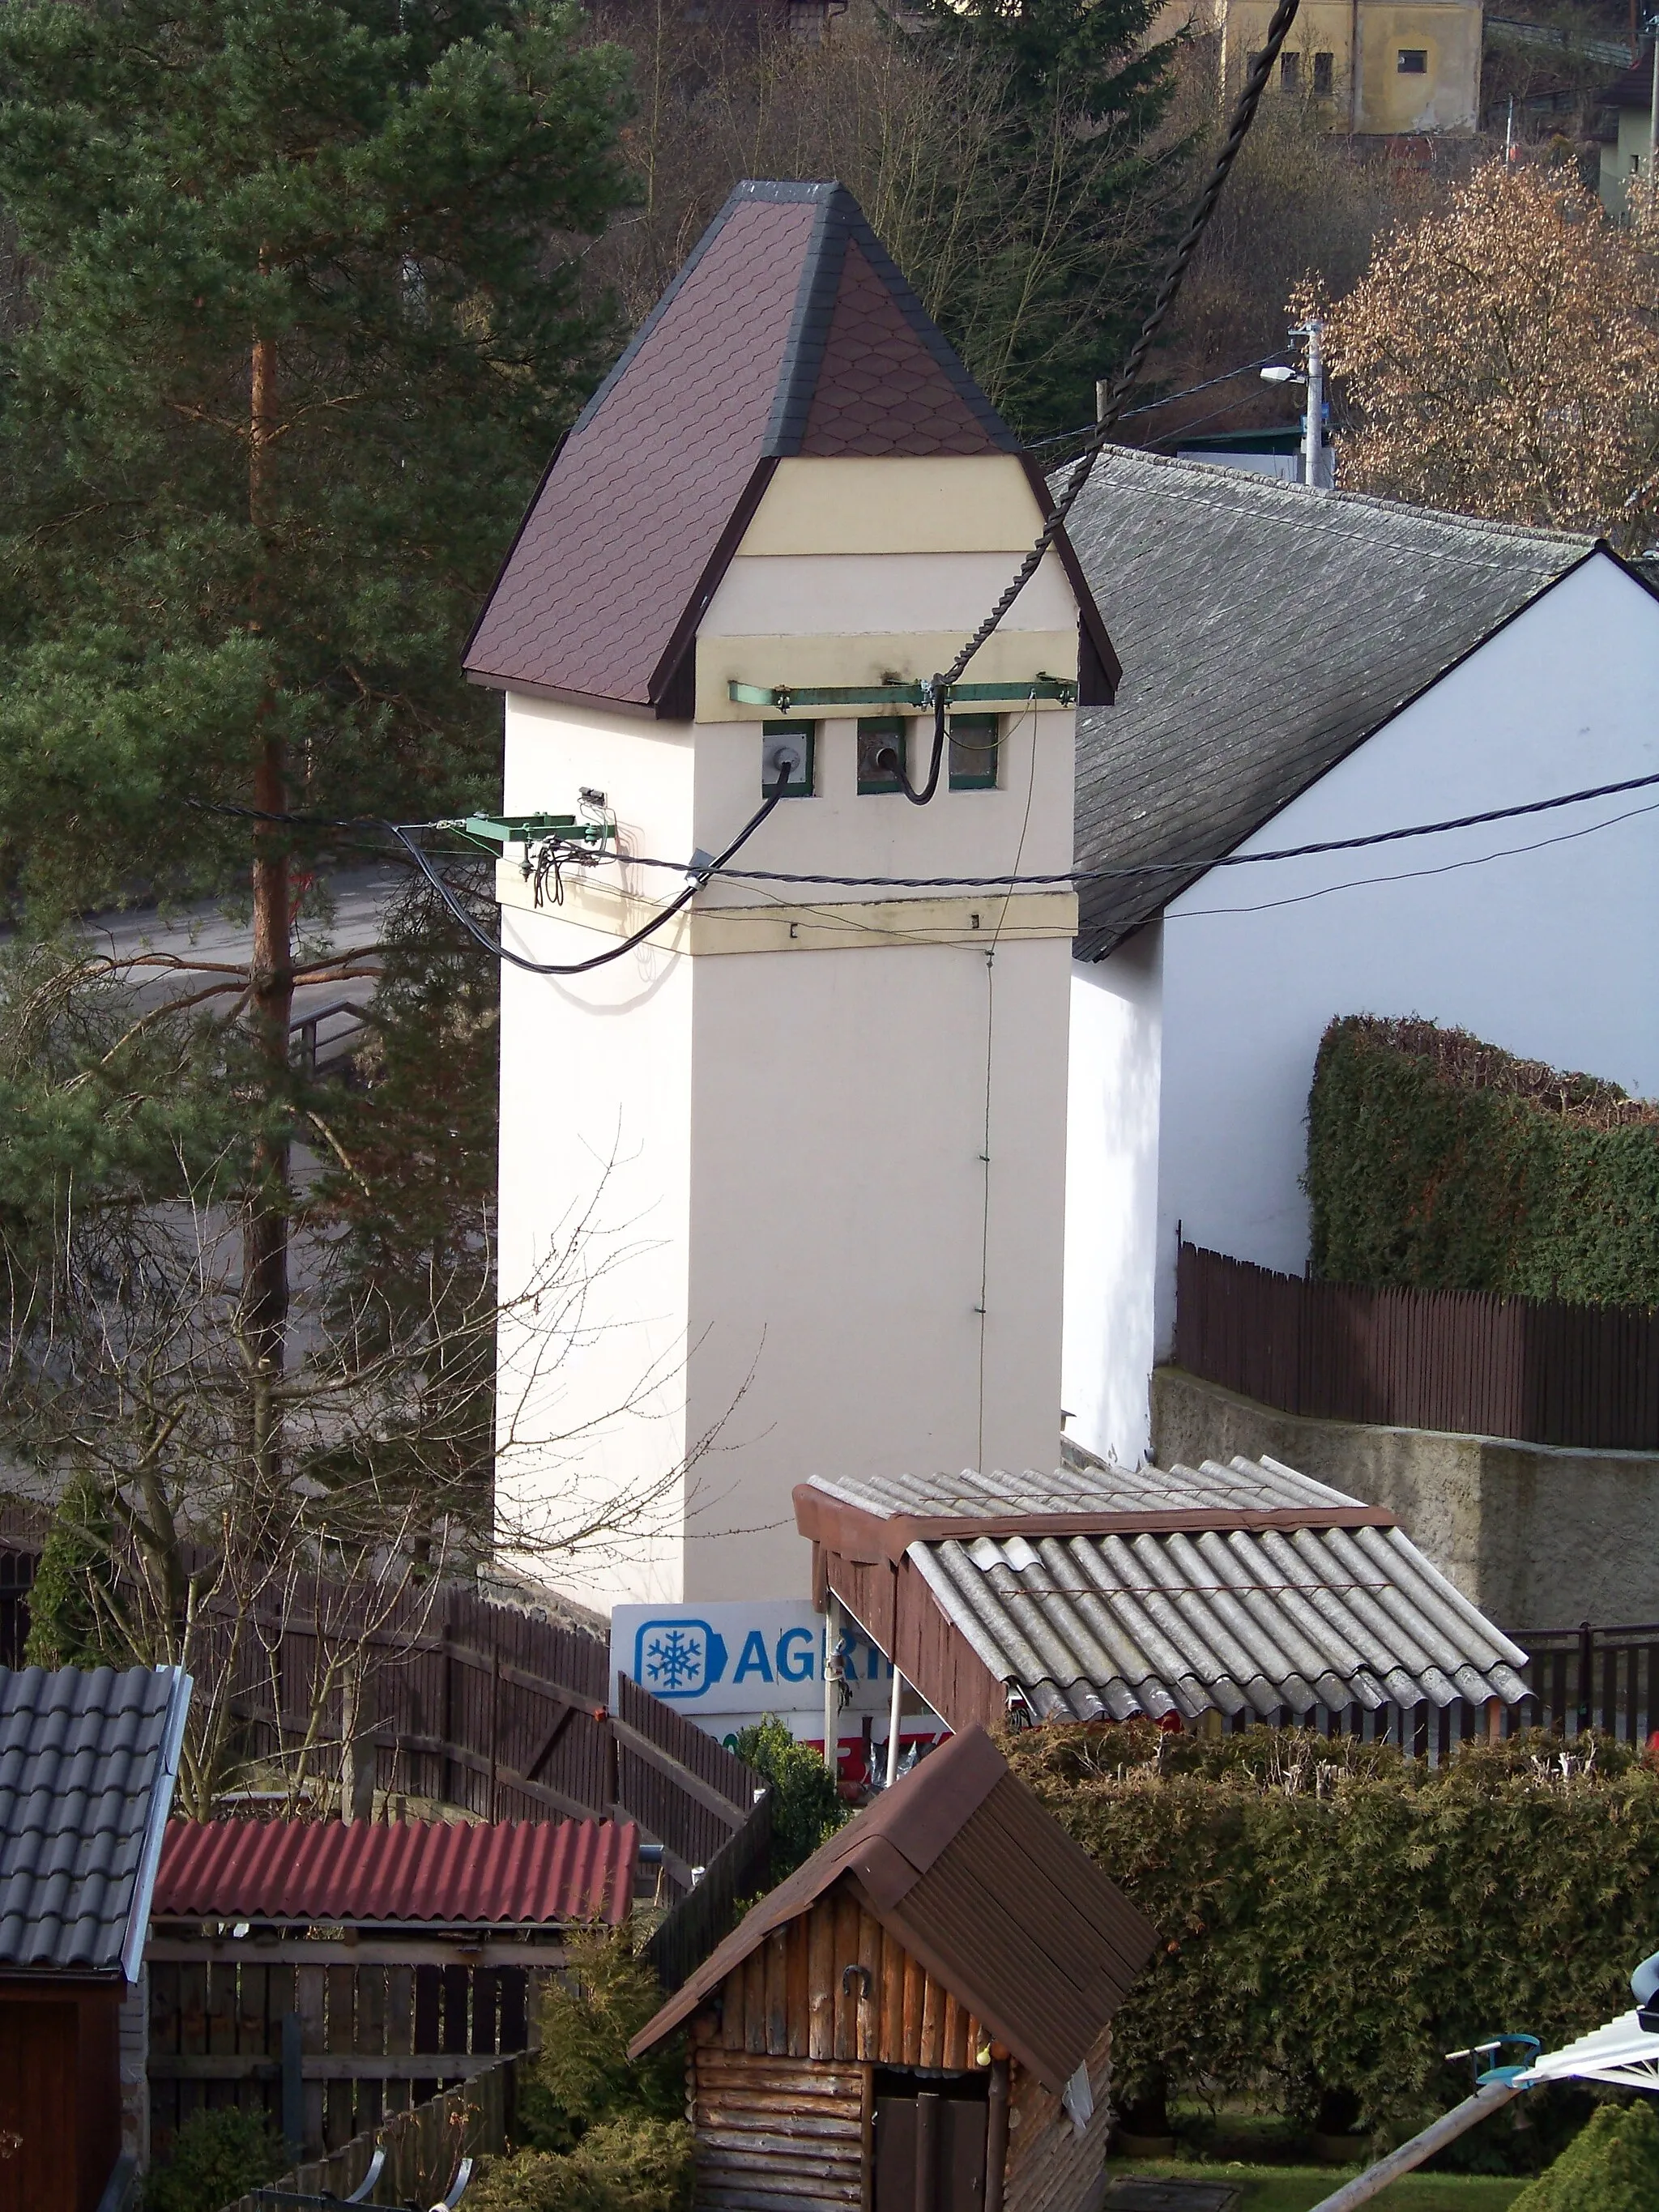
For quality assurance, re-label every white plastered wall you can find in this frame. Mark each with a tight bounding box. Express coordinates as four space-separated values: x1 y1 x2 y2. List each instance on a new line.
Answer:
493 454 1087 1608
1061 925 1162 1469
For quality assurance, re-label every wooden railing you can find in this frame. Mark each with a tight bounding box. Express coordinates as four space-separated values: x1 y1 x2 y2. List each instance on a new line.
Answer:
1173 1240 1659 1450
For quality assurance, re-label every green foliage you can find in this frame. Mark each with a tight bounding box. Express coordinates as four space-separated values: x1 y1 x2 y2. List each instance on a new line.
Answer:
732 1715 848 1882
1510 2102 1659 2211
1306 1016 1659 1303
23 1473 113 1669
1004 1724 1659 2150
514 1930 684 2156
912 0 1181 433
142 2106 287 2212
0 0 634 918
468 2119 693 2212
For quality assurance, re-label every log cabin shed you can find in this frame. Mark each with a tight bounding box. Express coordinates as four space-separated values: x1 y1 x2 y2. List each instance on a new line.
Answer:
629 1725 1156 2212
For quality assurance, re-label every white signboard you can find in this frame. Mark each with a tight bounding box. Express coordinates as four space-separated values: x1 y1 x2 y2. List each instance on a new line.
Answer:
612 1601 892 1719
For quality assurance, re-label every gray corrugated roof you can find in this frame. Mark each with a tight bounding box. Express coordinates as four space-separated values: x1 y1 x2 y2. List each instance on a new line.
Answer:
1064 450 1597 960
0 1664 190 1975
807 1456 1529 1724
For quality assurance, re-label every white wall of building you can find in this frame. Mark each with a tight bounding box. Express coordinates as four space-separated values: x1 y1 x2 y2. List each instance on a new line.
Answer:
1064 553 1659 1464
1062 927 1162 1468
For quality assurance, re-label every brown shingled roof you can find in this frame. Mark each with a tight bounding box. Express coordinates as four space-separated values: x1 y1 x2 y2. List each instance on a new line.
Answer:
629 1725 1157 2092
463 181 1090 716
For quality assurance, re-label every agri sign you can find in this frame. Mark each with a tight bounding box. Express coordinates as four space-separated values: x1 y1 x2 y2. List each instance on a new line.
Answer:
610 1602 891 1721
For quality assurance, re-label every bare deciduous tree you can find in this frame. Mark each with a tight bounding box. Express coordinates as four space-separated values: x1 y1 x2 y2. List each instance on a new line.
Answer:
1310 160 1659 546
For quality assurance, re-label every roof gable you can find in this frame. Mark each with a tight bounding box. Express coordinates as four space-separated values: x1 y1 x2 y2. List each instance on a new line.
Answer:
629 1725 1155 2090
1066 451 1602 960
463 181 1019 714
0 1664 190 1978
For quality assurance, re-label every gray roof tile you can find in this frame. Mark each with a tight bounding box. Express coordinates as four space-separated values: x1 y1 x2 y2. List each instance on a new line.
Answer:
0 1664 189 1975
1064 450 1597 959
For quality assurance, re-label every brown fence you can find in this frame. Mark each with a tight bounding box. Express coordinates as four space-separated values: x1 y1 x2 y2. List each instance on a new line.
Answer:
147 1954 530 2163
1173 1242 1659 1450
0 1551 32 1668
644 1788 773 1996
218 2054 518 2212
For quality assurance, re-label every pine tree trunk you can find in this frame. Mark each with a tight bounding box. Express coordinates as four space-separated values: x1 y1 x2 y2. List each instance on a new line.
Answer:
246 327 291 1478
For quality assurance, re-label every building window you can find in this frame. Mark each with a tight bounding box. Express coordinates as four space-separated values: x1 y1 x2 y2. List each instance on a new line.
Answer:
1634 152 1644 174
1279 49 1300 90
857 717 907 795
1313 49 1333 96
948 714 1001 791
1397 48 1427 71
762 719 815 799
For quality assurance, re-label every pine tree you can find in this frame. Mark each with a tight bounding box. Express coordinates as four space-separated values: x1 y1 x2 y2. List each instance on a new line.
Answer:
0 0 633 1438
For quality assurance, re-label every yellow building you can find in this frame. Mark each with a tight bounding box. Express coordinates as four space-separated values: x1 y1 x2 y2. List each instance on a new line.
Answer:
1176 0 1483 134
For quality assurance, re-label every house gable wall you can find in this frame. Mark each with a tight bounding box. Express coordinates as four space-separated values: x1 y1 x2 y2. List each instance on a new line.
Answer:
1063 551 1659 1466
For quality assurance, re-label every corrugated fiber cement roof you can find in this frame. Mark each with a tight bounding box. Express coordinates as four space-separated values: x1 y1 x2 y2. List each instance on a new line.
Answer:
155 1816 637 1929
808 1457 1530 1724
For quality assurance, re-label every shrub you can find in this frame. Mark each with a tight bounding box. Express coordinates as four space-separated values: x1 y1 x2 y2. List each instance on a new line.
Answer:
514 1929 684 2156
1305 1015 1659 1303
1510 2100 1659 2210
143 2107 287 2212
1003 1722 1659 2152
731 1715 847 1882
467 2119 693 2212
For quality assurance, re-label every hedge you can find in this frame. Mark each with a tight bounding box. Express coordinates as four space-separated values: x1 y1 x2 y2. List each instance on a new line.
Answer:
1306 1016 1659 1302
1004 1724 1659 2150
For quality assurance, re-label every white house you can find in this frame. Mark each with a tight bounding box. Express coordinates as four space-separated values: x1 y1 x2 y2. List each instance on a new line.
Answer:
463 181 1113 1612
1060 450 1659 1470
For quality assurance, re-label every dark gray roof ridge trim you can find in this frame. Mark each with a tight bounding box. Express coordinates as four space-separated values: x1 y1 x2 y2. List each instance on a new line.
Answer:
1095 448 1598 566
763 191 845 454
122 1668 190 1981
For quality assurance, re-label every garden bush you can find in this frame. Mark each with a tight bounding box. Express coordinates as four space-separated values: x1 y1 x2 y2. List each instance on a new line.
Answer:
143 2107 286 2212
1509 2099 1659 2210
1305 1016 1659 1302
467 1929 692 2212
1004 1723 1659 2151
731 1715 847 1882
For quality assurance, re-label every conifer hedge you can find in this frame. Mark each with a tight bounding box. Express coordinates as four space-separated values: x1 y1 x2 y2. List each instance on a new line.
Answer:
1306 1016 1659 1302
1005 1725 1659 2145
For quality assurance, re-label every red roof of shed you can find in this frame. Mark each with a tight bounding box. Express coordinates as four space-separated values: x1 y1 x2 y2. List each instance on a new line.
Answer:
463 180 1109 717
154 1818 636 1929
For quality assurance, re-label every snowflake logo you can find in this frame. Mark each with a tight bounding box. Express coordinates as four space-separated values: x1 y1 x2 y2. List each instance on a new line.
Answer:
639 1621 708 1696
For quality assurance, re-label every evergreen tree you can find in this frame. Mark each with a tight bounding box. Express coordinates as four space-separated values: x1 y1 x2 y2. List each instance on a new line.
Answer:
915 0 1182 433
0 0 633 1431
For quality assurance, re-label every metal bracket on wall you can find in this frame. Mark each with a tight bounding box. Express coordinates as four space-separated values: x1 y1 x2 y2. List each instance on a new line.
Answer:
437 813 615 856
727 676 1077 714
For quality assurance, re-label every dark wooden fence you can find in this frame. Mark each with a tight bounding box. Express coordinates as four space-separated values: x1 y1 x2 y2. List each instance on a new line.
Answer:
147 1953 529 2161
0 1551 32 1667
219 2054 518 2212
1173 1242 1659 1449
644 1789 773 1996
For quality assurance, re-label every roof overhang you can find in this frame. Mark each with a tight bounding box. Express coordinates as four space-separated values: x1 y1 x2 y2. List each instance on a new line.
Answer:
795 1481 1397 1566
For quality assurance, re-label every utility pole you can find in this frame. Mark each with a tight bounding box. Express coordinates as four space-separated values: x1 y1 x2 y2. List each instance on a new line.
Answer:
1302 318 1328 490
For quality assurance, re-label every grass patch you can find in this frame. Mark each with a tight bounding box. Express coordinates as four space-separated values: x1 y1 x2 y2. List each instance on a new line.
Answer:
1112 2160 1526 2212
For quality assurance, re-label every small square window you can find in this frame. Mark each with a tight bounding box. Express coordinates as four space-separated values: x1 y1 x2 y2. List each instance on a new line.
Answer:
1279 50 1300 90
948 714 1001 792
1397 47 1427 71
857 717 907 795
1312 49 1333 96
761 719 815 799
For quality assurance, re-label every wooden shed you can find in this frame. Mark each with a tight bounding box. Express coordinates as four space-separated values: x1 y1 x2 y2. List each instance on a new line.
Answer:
629 1727 1156 2212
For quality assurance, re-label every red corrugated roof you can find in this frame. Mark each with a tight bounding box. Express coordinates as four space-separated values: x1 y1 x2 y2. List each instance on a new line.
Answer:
154 1817 637 1928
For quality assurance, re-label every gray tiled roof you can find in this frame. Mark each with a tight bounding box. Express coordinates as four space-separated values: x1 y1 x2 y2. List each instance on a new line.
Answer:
0 1664 190 1975
1064 450 1597 960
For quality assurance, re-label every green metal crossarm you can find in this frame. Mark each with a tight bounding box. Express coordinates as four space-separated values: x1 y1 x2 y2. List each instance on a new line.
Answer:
437 813 613 855
727 676 1077 714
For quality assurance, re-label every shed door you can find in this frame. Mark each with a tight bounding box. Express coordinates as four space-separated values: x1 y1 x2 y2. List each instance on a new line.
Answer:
0 1999 80 2212
873 2076 987 2212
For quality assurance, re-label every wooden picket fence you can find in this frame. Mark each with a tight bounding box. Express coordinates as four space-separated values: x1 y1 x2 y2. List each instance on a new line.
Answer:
147 1952 532 2163
218 2056 518 2212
